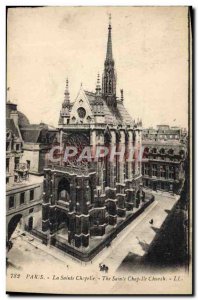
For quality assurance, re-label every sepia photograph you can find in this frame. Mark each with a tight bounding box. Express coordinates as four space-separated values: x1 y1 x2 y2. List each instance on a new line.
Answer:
5 6 192 295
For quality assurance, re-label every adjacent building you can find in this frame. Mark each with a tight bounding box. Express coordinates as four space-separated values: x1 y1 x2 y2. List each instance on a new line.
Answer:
6 102 55 244
6 102 24 186
142 125 187 194
20 123 57 175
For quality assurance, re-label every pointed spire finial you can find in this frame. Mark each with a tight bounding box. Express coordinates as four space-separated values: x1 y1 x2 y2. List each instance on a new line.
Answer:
7 87 11 103
96 73 101 95
120 89 124 102
108 13 112 28
97 73 100 85
63 77 70 104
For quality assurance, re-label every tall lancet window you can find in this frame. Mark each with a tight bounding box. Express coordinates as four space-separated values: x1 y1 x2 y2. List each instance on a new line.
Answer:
105 81 108 93
109 80 112 93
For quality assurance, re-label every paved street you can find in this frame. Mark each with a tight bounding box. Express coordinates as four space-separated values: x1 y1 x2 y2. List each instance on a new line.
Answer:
93 192 179 273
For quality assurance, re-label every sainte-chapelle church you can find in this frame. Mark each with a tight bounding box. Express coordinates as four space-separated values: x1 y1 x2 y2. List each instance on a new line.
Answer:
40 17 150 261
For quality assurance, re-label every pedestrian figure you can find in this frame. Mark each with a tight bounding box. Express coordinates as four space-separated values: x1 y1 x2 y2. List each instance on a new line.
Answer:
149 219 153 225
99 264 109 272
104 265 109 273
99 264 104 271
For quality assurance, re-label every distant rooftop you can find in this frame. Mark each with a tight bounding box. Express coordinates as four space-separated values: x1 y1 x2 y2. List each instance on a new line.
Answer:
142 139 184 146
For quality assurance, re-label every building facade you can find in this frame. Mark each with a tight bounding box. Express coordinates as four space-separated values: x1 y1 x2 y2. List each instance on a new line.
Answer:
38 19 153 260
6 102 43 243
20 123 57 175
6 102 56 245
6 102 24 186
6 177 43 242
142 125 187 194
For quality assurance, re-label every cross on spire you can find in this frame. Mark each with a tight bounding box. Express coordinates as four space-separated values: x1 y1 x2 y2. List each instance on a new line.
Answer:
109 13 111 26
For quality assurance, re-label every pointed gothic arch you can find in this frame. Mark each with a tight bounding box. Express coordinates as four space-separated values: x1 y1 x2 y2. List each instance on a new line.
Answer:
58 177 70 202
8 214 22 241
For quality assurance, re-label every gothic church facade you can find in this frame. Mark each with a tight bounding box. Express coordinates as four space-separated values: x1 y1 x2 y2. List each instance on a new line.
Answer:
40 18 150 259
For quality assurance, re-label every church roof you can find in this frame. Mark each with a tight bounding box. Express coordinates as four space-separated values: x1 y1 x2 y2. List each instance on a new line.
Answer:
116 101 134 124
84 91 133 125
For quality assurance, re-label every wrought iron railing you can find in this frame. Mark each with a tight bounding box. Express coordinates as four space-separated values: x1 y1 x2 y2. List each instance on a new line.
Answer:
31 228 48 245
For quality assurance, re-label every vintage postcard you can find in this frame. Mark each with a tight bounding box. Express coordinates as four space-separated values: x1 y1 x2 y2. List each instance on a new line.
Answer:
6 6 192 295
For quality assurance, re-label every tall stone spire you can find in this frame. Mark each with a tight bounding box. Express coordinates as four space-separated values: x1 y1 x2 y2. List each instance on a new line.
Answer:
106 14 113 61
102 14 117 108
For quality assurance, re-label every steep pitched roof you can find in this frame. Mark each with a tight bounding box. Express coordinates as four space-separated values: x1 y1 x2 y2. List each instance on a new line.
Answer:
20 123 57 143
116 101 133 124
84 91 133 125
6 118 20 138
85 91 115 124
20 127 41 143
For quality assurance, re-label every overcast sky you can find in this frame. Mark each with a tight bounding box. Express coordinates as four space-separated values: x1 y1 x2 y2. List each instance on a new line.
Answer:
7 6 189 128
